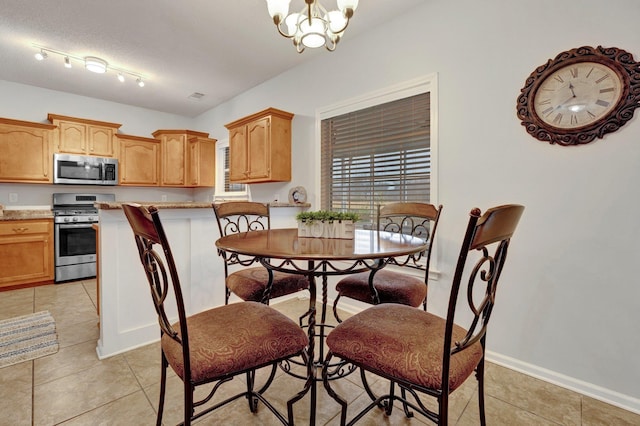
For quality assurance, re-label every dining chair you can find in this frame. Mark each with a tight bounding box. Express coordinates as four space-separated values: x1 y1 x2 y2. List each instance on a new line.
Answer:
122 203 308 426
322 204 525 425
332 202 443 322
213 201 309 304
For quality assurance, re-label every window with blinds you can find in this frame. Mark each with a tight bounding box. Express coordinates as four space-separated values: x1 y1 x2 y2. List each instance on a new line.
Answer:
320 92 430 226
215 140 247 200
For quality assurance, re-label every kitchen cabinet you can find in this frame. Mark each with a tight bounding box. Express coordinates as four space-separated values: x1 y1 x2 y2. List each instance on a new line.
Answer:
224 107 293 183
48 113 121 157
117 134 160 186
153 130 216 187
0 118 55 183
0 219 54 288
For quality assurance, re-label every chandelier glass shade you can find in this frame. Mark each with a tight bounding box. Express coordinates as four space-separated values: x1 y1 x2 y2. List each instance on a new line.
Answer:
265 0 359 53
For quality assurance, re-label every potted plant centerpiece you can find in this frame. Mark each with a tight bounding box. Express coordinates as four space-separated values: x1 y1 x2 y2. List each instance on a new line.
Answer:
296 210 360 239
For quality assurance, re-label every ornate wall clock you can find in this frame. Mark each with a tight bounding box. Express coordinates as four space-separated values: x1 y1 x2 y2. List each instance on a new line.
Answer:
516 46 640 146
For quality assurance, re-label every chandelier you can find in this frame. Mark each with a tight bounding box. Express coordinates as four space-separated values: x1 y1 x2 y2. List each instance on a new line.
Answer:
265 0 359 53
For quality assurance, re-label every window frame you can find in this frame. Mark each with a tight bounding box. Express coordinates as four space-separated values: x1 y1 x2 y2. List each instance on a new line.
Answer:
314 74 439 215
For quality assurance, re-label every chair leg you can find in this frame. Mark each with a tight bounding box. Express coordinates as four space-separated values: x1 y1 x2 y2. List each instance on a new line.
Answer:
476 358 487 426
156 353 168 426
246 370 259 412
322 352 348 425
438 393 449 426
184 380 193 426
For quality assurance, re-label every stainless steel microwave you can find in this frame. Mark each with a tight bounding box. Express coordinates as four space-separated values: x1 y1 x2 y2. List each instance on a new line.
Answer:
53 153 118 185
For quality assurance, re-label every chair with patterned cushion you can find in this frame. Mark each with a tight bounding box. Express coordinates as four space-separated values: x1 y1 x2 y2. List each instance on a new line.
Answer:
213 201 309 305
332 202 442 322
122 203 308 426
323 204 524 425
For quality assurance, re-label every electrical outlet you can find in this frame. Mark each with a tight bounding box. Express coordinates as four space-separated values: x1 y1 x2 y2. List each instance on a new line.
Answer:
9 193 18 203
161 194 167 202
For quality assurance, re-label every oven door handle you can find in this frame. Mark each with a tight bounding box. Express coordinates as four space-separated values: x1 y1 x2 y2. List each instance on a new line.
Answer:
57 223 95 229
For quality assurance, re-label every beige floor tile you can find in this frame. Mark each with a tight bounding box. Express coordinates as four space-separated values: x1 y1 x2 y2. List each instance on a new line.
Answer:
34 340 107 386
0 287 34 320
0 361 32 426
81 278 98 308
123 340 164 388
457 394 560 426
57 390 157 426
582 396 640 426
484 363 581 425
57 317 100 349
33 356 140 425
0 287 34 307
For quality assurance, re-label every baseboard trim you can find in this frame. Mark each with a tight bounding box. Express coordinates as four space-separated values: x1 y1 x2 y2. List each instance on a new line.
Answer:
486 351 640 415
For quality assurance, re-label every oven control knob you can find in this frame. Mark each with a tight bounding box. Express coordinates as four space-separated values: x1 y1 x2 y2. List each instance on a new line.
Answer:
72 217 78 222
64 217 71 223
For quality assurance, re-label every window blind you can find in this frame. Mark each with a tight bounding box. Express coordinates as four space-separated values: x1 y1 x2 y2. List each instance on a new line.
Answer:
321 92 430 225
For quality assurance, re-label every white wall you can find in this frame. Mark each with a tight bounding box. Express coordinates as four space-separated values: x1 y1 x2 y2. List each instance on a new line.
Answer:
1 0 639 413
192 0 640 413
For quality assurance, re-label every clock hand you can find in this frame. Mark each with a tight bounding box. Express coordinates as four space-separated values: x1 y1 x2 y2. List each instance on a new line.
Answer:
568 82 576 98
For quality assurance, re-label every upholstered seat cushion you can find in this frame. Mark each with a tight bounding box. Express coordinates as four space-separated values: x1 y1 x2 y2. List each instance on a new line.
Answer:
335 269 426 307
162 301 308 383
227 267 309 301
326 304 483 392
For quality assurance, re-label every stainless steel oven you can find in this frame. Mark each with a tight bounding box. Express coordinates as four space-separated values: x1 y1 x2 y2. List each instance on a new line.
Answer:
53 193 115 283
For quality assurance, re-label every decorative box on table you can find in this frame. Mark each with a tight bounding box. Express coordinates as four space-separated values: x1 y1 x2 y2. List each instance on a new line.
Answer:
296 211 360 239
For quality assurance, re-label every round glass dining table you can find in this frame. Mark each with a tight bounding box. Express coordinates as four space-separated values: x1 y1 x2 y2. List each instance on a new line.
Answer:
215 228 427 425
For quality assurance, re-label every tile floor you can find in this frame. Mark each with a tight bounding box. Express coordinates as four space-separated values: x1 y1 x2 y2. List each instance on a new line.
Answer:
1 279 639 426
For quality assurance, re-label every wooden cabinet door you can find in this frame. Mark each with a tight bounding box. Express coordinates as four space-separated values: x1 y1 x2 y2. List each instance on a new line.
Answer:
188 137 216 187
229 126 248 182
0 119 54 183
0 220 54 288
58 121 87 154
88 126 115 157
247 117 271 180
160 134 187 186
225 108 293 183
118 135 160 186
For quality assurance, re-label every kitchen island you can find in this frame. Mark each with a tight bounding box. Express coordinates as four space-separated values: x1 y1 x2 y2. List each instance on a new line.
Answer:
95 202 221 358
94 201 303 358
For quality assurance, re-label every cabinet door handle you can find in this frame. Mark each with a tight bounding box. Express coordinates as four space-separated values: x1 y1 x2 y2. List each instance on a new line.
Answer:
13 227 28 233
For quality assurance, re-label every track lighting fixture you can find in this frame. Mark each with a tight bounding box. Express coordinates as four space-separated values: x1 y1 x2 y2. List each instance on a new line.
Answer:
31 44 146 87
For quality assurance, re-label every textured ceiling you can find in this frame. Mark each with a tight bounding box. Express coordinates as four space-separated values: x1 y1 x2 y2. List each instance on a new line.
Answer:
0 0 425 117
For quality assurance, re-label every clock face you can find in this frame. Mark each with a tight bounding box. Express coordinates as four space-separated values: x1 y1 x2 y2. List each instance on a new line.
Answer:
533 61 624 129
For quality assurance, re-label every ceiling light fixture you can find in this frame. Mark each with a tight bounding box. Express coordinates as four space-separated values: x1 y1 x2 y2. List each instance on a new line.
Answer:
265 0 358 53
34 49 47 61
84 56 107 73
31 44 147 87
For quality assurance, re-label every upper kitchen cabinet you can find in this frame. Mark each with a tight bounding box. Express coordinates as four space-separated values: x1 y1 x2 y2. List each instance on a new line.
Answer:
117 134 160 186
48 114 121 157
224 107 294 183
0 117 55 183
152 130 216 187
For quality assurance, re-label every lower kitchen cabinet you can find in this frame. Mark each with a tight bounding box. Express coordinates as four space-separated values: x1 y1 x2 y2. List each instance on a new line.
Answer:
0 219 54 288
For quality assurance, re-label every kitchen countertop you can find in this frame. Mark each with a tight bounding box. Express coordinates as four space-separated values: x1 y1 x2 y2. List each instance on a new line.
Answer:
0 209 54 221
95 201 310 210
